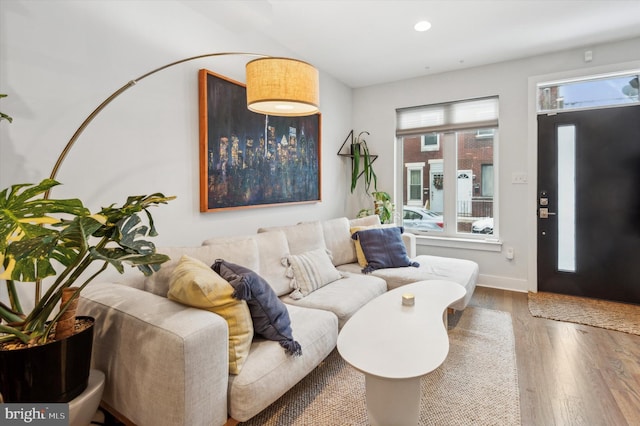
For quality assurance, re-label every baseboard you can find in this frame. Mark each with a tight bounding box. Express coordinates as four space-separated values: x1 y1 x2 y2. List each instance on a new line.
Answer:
477 274 530 293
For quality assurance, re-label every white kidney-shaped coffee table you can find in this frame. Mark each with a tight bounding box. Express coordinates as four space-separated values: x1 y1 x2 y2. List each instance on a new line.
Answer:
337 280 466 426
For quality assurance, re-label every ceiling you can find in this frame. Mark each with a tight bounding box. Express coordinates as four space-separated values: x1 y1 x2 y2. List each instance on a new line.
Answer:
190 0 640 88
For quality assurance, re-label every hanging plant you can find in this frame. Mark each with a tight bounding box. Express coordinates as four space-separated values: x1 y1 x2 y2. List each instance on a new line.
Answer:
350 131 377 194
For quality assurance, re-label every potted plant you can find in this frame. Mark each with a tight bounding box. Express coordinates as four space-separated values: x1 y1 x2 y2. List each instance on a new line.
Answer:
372 191 394 224
350 131 377 194
0 178 174 403
357 191 395 224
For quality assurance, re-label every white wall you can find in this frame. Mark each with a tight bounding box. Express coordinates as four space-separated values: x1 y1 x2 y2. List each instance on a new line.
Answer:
0 0 353 249
352 36 640 292
2 1 639 297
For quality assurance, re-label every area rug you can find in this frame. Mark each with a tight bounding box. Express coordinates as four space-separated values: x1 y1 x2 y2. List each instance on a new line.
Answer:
528 291 640 336
242 307 520 425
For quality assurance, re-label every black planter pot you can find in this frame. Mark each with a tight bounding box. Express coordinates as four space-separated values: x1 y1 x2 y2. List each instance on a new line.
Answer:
0 316 94 403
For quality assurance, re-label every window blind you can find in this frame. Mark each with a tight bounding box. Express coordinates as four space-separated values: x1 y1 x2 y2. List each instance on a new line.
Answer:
396 96 499 136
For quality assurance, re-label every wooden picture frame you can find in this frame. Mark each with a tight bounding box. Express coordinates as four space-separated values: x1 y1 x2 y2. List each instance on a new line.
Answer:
198 69 322 212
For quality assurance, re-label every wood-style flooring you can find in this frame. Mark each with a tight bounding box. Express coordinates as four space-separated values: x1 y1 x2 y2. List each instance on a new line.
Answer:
469 286 640 426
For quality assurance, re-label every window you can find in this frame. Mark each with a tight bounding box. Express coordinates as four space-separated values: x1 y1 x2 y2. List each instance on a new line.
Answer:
538 71 639 112
421 133 440 151
476 129 495 139
397 97 498 238
481 164 494 197
405 162 425 206
409 171 421 199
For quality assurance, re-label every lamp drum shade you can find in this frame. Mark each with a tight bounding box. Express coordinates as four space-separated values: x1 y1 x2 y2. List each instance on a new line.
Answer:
246 57 319 116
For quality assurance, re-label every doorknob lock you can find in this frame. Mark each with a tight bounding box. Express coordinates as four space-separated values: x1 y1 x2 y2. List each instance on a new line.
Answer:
539 207 557 218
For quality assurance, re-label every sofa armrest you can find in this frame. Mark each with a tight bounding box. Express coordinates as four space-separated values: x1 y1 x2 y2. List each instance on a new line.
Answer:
79 283 229 426
402 231 417 258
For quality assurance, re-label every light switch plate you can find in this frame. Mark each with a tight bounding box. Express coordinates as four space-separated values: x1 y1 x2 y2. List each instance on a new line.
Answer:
505 247 514 260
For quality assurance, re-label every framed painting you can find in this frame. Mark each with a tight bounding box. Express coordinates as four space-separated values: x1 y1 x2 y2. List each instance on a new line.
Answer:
198 69 322 212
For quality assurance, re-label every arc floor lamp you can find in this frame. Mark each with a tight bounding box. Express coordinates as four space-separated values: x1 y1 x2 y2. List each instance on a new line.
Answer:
45 52 320 198
35 52 319 299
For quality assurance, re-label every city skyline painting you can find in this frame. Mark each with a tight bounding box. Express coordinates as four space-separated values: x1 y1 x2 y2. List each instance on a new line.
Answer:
198 69 321 212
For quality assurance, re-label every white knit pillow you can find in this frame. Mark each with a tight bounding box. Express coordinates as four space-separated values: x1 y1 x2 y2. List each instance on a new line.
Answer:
284 248 344 299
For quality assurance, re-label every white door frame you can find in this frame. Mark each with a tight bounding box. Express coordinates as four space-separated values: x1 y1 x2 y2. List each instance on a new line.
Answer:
527 60 640 293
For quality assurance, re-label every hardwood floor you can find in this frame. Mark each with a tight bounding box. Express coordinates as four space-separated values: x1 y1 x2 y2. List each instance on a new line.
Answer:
469 286 640 426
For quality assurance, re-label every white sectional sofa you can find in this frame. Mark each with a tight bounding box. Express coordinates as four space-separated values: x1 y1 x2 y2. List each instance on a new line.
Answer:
78 215 478 425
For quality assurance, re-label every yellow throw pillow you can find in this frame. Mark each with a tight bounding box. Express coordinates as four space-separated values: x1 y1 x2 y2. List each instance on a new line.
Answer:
167 255 253 375
350 224 397 267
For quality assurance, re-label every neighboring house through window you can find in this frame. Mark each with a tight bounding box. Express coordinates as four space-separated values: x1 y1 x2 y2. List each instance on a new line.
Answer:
397 97 498 239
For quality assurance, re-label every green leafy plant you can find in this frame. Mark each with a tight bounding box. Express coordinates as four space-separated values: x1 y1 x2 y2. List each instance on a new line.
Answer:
0 179 174 346
0 94 12 123
350 131 377 194
357 190 394 224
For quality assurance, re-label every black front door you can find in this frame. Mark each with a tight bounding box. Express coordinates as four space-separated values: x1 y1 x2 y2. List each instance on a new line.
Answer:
537 105 640 303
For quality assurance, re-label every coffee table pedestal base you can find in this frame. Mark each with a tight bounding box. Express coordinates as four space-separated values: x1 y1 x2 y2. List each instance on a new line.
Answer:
338 281 466 426
365 374 421 426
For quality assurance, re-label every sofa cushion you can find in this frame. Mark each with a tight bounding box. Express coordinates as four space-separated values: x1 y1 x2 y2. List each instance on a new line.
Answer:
144 240 259 297
281 273 387 329
336 255 479 311
253 231 292 297
319 217 357 266
167 255 253 374
349 214 381 228
213 259 301 356
352 226 419 273
227 304 338 422
258 221 326 255
284 248 344 298
203 231 292 297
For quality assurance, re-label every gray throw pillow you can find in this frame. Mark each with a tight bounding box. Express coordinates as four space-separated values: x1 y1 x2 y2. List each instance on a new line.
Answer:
212 259 302 356
351 226 419 273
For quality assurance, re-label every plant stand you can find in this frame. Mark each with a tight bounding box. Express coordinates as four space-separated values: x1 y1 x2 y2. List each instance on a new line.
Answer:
69 369 105 426
337 130 378 179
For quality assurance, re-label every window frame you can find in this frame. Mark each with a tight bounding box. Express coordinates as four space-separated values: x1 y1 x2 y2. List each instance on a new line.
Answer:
396 97 500 249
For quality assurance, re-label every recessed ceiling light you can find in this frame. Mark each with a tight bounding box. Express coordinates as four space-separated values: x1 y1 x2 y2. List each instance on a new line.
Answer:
414 20 432 32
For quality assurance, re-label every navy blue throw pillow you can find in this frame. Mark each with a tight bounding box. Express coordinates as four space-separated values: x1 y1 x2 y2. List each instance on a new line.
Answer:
212 259 301 356
352 226 419 274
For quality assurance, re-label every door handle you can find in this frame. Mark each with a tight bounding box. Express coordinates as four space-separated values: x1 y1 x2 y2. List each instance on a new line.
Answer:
539 207 557 218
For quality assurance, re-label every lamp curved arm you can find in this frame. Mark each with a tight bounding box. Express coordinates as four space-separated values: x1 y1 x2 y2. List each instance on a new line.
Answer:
45 52 267 198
